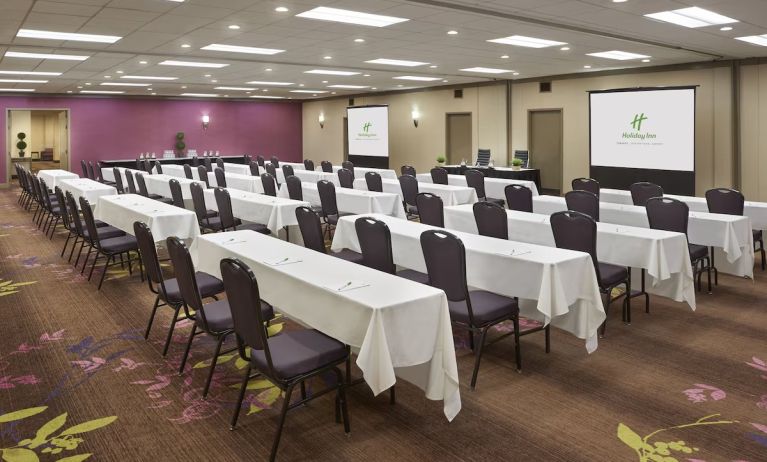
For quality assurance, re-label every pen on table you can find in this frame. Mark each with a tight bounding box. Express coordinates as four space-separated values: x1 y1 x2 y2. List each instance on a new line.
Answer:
337 281 352 291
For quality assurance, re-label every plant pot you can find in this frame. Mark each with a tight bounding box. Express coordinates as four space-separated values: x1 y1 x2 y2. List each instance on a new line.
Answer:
18 152 25 158
512 165 521 171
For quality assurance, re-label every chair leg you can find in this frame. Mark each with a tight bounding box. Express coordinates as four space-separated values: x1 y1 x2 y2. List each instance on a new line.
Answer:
600 293 611 338
513 317 521 372
760 239 766 271
87 252 101 280
389 385 396 405
97 255 113 290
202 334 226 398
706 257 712 294
230 365 252 430
334 367 350 434
74 241 86 268
81 245 93 274
469 329 488 390
270 383 295 462
544 325 551 353
162 307 181 357
710 247 719 285
68 236 79 262
61 233 72 258
467 331 474 351
300 381 307 402
145 295 161 339
179 324 197 375
625 276 632 325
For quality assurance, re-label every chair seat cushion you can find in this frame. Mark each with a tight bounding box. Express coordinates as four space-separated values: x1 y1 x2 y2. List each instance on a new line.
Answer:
162 271 224 304
754 229 763 242
483 197 506 207
196 299 233 333
598 261 628 288
154 197 174 205
330 249 363 264
251 330 347 380
94 219 109 228
689 243 709 261
147 193 164 200
237 223 271 235
99 235 138 254
406 204 419 215
448 290 519 326
82 225 125 240
200 216 224 231
203 209 218 219
396 269 429 285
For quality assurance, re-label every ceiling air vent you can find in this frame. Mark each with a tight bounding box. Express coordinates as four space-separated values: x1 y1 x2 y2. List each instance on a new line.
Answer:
454 89 463 99
539 82 552 93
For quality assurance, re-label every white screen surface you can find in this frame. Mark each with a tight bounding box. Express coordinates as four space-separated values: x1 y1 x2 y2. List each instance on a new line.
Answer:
590 88 695 171
347 106 389 157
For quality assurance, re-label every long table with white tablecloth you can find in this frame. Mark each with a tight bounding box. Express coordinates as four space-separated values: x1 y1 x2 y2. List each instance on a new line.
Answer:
58 178 117 210
278 182 406 218
202 188 308 235
352 177 478 206
415 173 540 197
95 194 199 242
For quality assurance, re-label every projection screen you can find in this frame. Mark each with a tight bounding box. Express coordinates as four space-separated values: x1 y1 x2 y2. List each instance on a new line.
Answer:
347 105 389 158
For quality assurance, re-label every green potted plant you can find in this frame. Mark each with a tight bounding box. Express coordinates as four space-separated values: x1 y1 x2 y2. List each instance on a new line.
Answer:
436 155 446 166
511 157 523 170
175 132 186 156
16 132 27 158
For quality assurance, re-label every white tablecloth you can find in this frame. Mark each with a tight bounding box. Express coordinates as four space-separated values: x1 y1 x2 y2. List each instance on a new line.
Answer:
443 204 695 310
95 194 199 242
352 178 478 206
278 182 406 219
208 171 265 193
37 169 78 189
143 174 202 200
100 167 145 186
416 173 539 197
533 195 755 278
282 169 338 186
57 178 117 210
190 230 460 421
331 165 398 180
600 188 767 230
202 188 308 234
162 164 201 180
332 214 605 352
220 162 252 176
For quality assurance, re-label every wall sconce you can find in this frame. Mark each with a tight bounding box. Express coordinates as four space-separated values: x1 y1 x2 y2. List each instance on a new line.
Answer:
318 112 325 129
411 109 420 127
201 114 210 130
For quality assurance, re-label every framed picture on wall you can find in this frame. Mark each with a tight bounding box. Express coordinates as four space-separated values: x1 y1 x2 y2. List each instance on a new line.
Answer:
31 152 40 160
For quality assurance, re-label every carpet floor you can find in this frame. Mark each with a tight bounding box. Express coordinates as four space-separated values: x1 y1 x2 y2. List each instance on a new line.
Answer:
0 186 766 462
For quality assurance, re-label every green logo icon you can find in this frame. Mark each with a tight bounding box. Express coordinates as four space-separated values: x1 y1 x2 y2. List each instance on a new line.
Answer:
362 122 372 133
630 113 648 131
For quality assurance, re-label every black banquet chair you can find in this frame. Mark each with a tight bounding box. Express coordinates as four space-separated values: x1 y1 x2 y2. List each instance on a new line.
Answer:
249 161 260 177
550 210 631 335
416 193 443 227
401 165 416 177
630 182 663 207
265 163 280 187
216 158 225 171
213 187 271 234
505 184 533 213
473 201 508 240
295 206 362 263
341 160 354 175
338 168 354 189
197 165 210 188
221 257 350 461
281 164 294 179
190 182 219 231
183 164 194 179
303 159 315 171
365 172 383 192
320 160 333 173
465 169 504 207
572 178 600 198
169 179 185 209
431 167 448 185
261 173 278 197
398 175 419 219
256 155 265 166
355 216 428 284
317 180 351 238
214 167 227 188
565 190 600 221
706 187 765 271
124 170 137 194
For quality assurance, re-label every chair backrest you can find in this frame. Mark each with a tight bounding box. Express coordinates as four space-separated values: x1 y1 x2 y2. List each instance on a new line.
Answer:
136 159 144 171
420 230 476 324
338 168 354 189
169 179 185 208
166 236 209 328
550 210 601 282
79 197 101 249
256 155 265 166
303 159 315 171
154 161 163 174
416 193 444 227
295 206 327 253
705 188 744 216
197 165 209 188
572 178 600 197
54 187 71 230
183 164 193 179
317 180 339 216
464 169 487 199
124 170 137 194
476 149 491 166
264 163 278 182
134 221 165 287
66 192 86 237
401 165 416 177
135 172 150 197
504 184 533 212
365 172 383 192
565 190 600 221
285 175 303 201
398 174 419 207
220 258 271 359
216 158 225 171
38 178 54 211
473 201 508 239
320 160 333 173
113 168 125 194
355 217 395 274
214 167 227 188
431 167 448 185
81 160 88 177
261 173 277 197
341 160 354 173
282 164 294 178
270 156 280 168
144 159 153 173
249 161 260 176
214 187 238 230
203 157 212 172
190 182 210 223
87 161 96 180
646 197 689 235
630 182 663 206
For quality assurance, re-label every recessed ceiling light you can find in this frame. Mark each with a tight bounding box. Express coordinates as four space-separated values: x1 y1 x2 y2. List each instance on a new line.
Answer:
642 59 651 63
181 86 187 89
228 25 240 30
512 72 520 76
17 29 121 43
251 95 285 99
152 92 157 95
0 88 35 92
77 86 82 89
429 65 437 69
81 90 124 94
262 89 269 92
500 55 509 59
460 67 513 74
331 92 336 94
305 69 360 76
447 30 458 35
560 47 570 51
442 79 448 83
721 26 733 31
584 65 592 69
104 75 111 79
296 7 409 27
290 90 329 93
645 7 737 28
214 86 255 91
323 56 333 60
488 35 567 48
67 90 72 93
5 51 88 61
354 38 365 43
100 82 151 87
393 75 442 81
587 50 650 60
121 75 178 80
397 84 404 87
371 87 377 90
275 6 289 12
147 88 153 91
298 84 305 87
612 0 628 3
736 35 767 46
204 74 212 77
265 68 273 72
116 70 124 74
159 60 229 68
0 78 47 83
321 80 328 83
211 79 218 83
181 44 191 48
363 74 371 77
328 84 370 89
245 81 294 86
139 60 148 64
0 70 61 76
180 93 219 97
85 82 91 85
201 44 284 55
366 58 429 67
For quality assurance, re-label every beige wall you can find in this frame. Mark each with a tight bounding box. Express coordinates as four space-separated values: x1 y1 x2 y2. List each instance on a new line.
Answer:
302 84 508 174
739 63 767 202
510 66 734 195
30 112 61 160
9 110 31 157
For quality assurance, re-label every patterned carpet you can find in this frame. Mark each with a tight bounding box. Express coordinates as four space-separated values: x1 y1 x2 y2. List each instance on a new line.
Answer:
0 185 766 462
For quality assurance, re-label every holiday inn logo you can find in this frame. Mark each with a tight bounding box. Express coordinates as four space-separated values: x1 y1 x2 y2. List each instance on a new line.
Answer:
622 112 656 141
357 121 377 138
362 122 372 133
630 113 648 131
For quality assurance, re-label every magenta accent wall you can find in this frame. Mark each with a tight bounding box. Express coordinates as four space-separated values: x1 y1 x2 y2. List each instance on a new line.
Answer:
1 96 303 183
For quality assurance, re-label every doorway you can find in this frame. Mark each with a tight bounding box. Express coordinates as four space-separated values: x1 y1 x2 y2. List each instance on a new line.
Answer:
528 109 563 195
446 113 472 165
6 108 70 182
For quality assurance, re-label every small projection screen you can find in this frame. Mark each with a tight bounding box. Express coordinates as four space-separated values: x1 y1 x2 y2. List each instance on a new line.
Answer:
589 87 696 195
346 105 389 168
